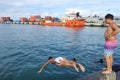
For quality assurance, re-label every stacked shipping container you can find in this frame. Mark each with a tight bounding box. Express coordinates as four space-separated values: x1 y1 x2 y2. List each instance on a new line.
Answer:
20 17 28 22
0 17 11 23
29 15 41 22
44 16 52 23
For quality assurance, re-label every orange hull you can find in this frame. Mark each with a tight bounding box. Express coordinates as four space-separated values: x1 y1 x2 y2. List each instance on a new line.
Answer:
40 20 85 27
41 22 63 26
65 20 85 27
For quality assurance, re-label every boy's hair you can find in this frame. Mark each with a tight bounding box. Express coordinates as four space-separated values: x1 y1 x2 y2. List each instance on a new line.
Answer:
48 57 54 60
72 58 77 62
105 14 114 20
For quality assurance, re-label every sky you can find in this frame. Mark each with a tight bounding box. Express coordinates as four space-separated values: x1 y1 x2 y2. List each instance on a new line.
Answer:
0 0 120 20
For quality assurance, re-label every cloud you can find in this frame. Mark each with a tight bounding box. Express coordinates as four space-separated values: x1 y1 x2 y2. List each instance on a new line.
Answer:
0 0 69 7
0 0 120 8
41 12 60 17
0 0 120 19
65 8 88 16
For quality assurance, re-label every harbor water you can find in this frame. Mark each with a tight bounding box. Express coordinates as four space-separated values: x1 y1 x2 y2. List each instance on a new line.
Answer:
0 24 120 80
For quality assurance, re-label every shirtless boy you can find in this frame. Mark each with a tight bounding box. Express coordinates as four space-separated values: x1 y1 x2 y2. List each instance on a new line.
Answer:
38 57 85 73
102 14 120 74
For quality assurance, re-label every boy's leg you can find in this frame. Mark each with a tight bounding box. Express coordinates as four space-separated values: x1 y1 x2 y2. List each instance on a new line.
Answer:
73 63 79 72
76 63 85 72
110 54 113 71
102 55 112 74
102 54 113 71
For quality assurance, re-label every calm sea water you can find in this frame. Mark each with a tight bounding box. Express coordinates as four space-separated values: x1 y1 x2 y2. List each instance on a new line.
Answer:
0 24 120 80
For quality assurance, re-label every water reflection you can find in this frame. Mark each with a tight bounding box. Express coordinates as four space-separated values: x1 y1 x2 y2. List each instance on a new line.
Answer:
66 26 84 32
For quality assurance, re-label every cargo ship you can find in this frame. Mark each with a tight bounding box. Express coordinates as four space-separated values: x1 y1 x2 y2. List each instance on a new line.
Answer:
41 12 85 27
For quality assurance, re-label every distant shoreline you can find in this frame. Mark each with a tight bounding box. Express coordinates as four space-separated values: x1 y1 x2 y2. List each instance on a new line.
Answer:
1 22 120 27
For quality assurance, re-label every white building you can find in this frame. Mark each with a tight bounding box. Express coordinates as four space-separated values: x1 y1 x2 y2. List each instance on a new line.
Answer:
84 16 103 23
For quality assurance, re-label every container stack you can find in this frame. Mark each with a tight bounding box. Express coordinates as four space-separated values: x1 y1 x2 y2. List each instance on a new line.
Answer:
29 15 41 22
44 16 53 23
20 17 28 22
0 17 11 23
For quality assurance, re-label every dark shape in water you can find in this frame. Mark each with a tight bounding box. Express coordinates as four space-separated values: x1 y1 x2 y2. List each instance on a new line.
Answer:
94 59 104 64
72 58 77 62
112 64 120 72
99 59 104 64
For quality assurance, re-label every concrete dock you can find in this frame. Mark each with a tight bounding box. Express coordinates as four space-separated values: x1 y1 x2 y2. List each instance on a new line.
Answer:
85 23 104 27
78 71 118 80
1 21 40 25
78 71 120 80
79 64 120 80
85 23 120 27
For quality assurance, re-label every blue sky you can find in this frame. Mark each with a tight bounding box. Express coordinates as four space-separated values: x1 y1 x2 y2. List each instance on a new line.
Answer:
0 0 120 19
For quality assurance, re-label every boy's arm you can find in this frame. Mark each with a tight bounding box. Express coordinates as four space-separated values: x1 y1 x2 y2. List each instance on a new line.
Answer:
38 61 50 73
110 24 120 36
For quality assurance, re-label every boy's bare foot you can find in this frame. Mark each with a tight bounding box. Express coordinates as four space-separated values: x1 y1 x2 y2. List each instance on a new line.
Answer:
102 68 112 72
102 68 107 71
81 65 85 72
77 64 85 72
102 70 112 74
38 70 42 73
